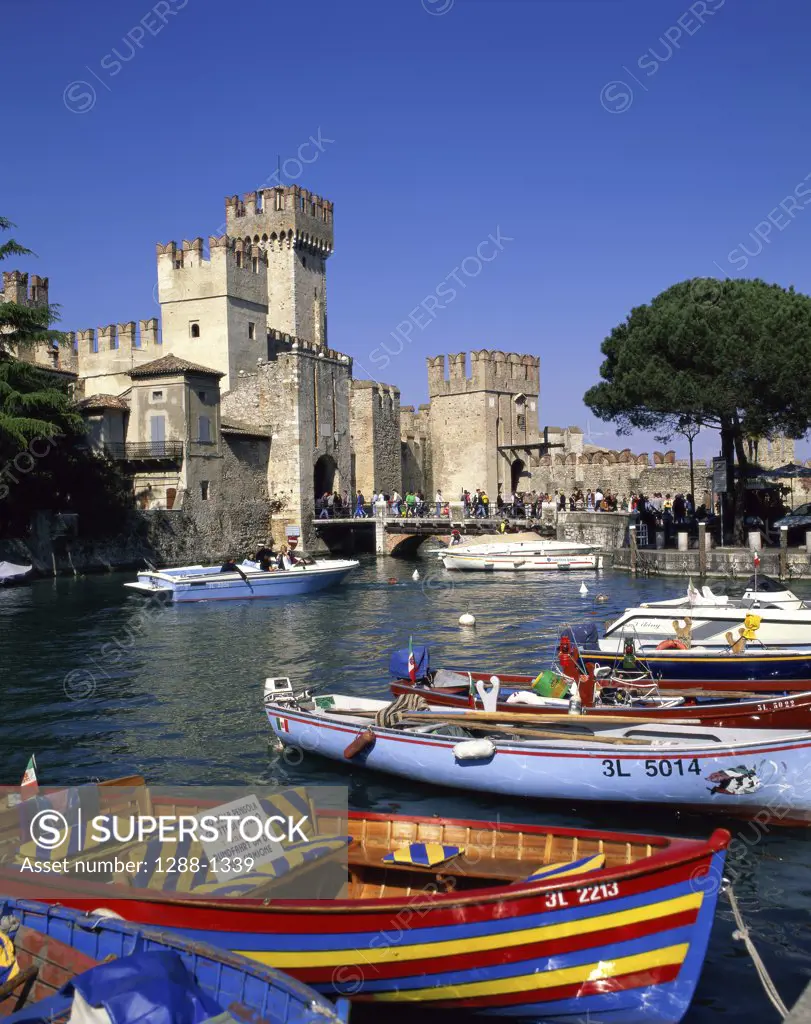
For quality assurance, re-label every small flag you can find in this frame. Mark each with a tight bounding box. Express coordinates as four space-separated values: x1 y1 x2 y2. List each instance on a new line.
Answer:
275 716 289 733
20 755 38 797
408 636 417 683
754 552 761 569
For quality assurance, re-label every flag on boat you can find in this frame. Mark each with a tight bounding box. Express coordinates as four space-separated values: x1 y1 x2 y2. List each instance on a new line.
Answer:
408 636 417 683
20 755 38 796
274 717 289 733
754 552 761 569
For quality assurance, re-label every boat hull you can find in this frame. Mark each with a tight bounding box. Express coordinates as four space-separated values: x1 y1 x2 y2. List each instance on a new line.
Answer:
442 551 602 571
579 648 811 690
266 706 811 826
5 814 730 1024
127 561 357 602
389 678 811 729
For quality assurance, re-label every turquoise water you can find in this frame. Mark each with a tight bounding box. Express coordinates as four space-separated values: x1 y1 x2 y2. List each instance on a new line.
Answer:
1 557 809 1018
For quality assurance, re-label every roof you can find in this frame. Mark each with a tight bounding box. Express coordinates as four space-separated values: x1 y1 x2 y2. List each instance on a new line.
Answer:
128 354 224 379
221 420 272 439
77 394 130 412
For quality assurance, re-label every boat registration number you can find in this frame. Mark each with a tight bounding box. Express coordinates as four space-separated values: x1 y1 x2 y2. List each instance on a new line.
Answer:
601 757 702 778
755 699 795 711
544 882 620 909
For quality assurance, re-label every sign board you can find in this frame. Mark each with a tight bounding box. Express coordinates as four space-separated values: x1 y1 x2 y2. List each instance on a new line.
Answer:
712 457 727 495
286 524 301 549
197 794 283 881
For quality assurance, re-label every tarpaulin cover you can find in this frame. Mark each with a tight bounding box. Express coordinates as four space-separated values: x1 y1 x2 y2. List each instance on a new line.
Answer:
69 951 222 1024
389 645 430 679
562 621 599 647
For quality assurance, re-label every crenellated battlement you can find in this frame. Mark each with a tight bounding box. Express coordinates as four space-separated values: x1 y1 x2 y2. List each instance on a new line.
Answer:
427 350 540 397
266 328 350 367
75 319 160 357
1 270 49 308
156 236 269 271
224 186 334 256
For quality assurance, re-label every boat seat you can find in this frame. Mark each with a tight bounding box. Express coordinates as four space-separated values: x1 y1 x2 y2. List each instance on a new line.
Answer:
352 845 528 882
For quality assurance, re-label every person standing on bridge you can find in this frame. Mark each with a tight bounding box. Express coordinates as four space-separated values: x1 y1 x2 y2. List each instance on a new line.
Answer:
435 489 442 517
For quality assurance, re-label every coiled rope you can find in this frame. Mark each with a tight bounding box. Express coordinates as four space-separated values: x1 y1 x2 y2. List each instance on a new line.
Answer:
726 884 789 1019
375 693 430 728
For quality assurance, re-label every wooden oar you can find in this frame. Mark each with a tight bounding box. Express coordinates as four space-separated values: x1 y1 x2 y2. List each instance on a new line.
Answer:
399 714 653 746
233 563 254 592
403 709 679 728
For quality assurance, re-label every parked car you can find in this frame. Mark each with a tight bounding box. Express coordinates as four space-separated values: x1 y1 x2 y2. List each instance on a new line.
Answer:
773 503 811 542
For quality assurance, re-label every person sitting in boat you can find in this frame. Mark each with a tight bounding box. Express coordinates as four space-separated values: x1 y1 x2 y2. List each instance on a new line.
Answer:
220 558 238 574
450 528 462 546
256 548 275 571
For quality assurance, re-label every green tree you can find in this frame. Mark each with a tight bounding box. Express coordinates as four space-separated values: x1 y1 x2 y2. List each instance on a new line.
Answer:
0 217 131 536
584 278 811 540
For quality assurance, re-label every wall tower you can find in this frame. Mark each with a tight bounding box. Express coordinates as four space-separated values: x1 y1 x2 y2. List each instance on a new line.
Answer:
224 186 333 347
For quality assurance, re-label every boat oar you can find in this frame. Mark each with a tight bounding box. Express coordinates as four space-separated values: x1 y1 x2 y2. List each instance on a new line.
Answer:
400 714 653 746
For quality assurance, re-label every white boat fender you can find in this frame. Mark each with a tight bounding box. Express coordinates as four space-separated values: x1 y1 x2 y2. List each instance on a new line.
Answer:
579 582 588 596
459 612 476 626
412 569 420 581
453 738 496 761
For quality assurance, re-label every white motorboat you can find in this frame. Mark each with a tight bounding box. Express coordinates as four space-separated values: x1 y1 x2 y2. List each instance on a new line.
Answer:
439 538 602 571
0 561 32 586
124 557 358 602
591 574 811 652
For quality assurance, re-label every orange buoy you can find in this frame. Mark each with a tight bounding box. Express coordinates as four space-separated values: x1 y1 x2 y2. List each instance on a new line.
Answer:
656 639 688 651
344 728 376 759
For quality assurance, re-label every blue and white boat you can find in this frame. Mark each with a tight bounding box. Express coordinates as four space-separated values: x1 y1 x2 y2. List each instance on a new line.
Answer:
0 897 349 1023
264 687 811 826
125 558 358 602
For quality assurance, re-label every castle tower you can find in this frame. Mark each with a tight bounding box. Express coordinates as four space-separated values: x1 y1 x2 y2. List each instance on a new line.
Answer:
156 236 269 392
425 350 540 500
224 186 333 347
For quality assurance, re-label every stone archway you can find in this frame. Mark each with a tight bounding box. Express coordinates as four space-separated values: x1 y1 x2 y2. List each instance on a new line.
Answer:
314 454 339 502
511 457 526 493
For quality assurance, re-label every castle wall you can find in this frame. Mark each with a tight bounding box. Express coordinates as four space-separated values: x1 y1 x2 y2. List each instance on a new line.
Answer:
400 405 431 494
350 381 401 498
76 319 160 396
221 342 352 548
157 238 268 392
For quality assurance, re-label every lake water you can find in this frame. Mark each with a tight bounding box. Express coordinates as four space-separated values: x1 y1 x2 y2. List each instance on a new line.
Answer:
1 556 809 1018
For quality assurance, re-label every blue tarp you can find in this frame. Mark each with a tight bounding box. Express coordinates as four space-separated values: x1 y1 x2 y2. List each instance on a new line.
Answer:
562 621 599 647
389 645 430 679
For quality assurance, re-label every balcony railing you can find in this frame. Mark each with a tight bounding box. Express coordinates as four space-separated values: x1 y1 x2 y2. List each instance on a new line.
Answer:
87 442 184 462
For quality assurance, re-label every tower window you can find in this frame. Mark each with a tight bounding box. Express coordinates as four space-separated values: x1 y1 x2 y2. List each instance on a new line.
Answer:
248 321 256 340
302 256 307 269
190 322 200 338
252 257 259 273
198 390 206 402
256 191 264 212
200 480 209 501
236 251 242 268
274 190 284 211
151 390 163 401
198 416 211 443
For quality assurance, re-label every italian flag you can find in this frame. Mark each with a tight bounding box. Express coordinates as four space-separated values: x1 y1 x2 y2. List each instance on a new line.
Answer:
754 552 761 569
20 755 38 797
408 636 417 683
275 717 289 733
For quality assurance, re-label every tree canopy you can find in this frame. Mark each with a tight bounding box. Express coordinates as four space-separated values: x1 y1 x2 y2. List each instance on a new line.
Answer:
584 277 811 537
0 217 131 537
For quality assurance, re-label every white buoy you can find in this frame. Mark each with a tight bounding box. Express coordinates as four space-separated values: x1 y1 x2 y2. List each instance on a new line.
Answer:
579 582 588 596
459 612 476 626
412 569 420 581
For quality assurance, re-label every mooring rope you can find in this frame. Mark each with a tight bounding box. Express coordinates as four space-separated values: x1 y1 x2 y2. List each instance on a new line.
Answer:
725 884 789 1019
375 693 430 728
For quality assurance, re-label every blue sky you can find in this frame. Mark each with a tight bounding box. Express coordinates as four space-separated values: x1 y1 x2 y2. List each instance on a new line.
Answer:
3 0 811 461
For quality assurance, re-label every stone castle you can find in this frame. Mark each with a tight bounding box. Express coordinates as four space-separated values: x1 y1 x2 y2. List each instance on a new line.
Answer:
2 181 798 552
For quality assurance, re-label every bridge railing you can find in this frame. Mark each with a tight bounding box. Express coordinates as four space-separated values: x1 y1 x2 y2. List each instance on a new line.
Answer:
314 501 561 522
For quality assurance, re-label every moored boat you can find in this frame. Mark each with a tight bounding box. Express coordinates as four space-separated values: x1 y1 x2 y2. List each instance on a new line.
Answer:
440 539 603 571
590 575 811 652
0 562 32 587
389 670 811 729
264 689 811 826
0 897 349 1023
0 787 729 1024
124 557 358 602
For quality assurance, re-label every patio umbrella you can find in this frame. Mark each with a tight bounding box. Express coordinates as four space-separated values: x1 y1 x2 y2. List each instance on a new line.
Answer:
761 462 811 508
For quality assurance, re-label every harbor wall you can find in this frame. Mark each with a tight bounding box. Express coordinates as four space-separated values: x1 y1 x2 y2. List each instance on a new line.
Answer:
557 511 633 549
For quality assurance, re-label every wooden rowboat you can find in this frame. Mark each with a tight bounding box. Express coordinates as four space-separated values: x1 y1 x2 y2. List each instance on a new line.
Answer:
390 674 811 729
264 691 811 826
0 780 729 1024
0 897 349 1022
